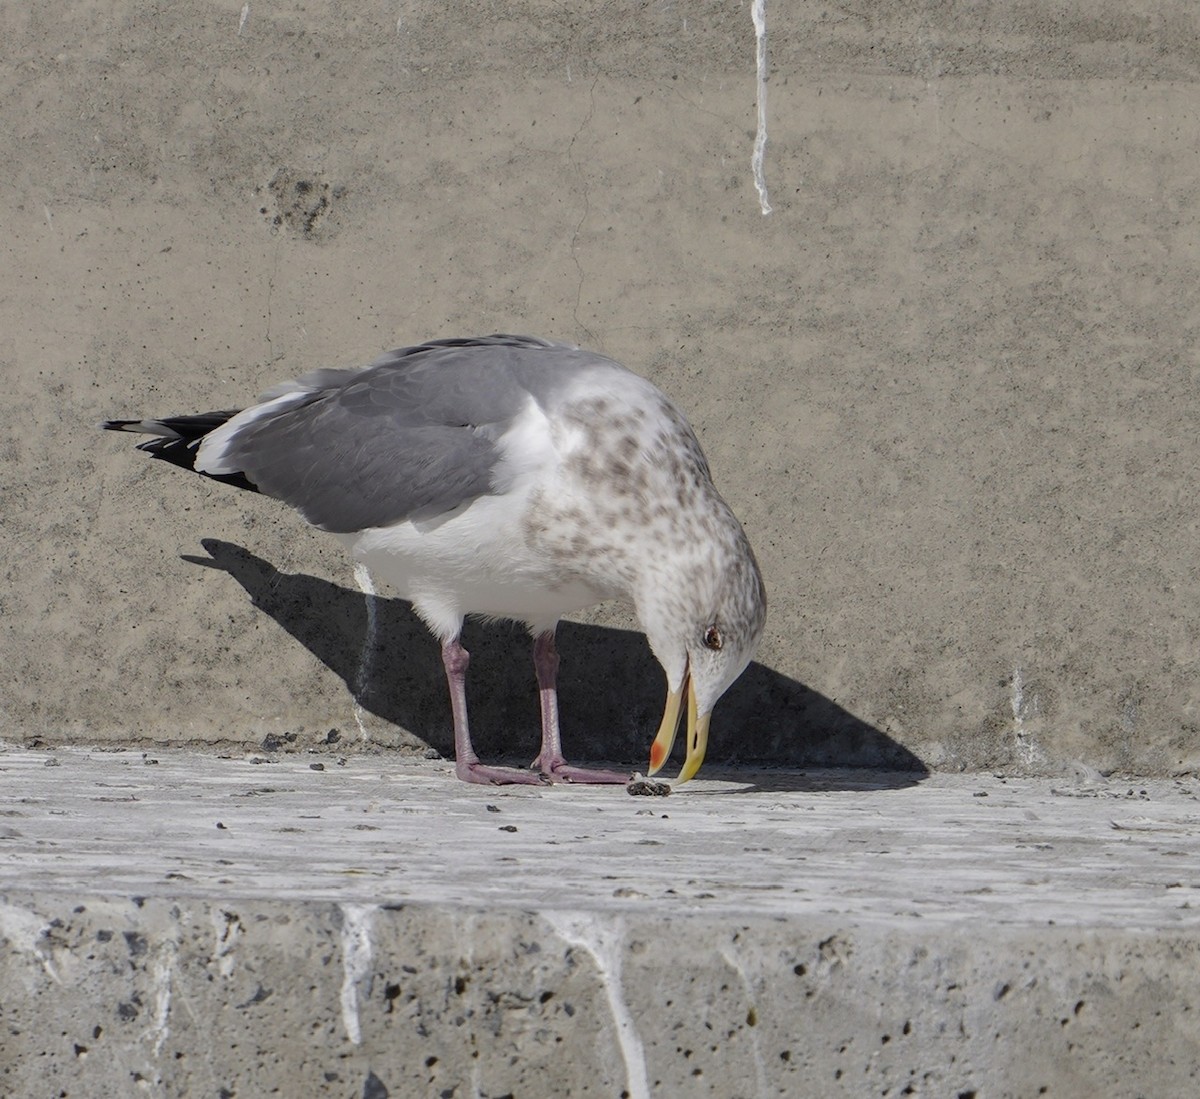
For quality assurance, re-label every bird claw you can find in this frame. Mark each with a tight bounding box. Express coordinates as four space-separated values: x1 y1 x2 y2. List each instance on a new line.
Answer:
529 756 632 785
456 760 553 786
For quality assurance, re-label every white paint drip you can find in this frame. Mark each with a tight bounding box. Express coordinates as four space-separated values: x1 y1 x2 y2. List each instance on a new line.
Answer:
719 943 768 1098
145 942 176 1058
1012 665 1045 768
237 3 249 36
545 912 649 1099
352 563 379 743
750 0 773 215
0 903 60 983
339 903 377 1045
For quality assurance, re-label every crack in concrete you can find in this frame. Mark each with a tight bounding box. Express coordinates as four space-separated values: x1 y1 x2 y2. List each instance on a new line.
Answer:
263 237 283 364
566 77 599 345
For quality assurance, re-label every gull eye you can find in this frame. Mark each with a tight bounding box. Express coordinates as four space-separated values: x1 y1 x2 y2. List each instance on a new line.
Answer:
703 625 723 651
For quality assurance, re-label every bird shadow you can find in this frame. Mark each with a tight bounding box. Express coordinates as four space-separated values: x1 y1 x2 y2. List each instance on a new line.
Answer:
182 540 928 793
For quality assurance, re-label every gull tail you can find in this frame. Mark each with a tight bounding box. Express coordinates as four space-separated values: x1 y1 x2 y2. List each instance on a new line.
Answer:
100 412 260 494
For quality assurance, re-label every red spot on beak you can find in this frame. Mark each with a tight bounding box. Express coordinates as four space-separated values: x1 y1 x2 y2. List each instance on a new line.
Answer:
649 740 667 771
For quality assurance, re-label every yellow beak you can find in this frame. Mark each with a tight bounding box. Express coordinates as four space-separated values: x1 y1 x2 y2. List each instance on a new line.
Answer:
646 670 711 785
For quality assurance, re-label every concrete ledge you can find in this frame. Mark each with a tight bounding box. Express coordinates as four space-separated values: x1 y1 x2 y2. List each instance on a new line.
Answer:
2 748 1198 1096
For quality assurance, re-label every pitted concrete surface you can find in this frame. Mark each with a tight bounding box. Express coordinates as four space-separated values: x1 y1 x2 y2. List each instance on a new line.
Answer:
2 747 1199 1097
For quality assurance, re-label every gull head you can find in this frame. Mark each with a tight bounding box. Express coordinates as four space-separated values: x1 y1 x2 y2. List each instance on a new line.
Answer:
637 515 767 785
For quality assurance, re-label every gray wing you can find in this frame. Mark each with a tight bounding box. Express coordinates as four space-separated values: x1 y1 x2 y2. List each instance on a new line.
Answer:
216 335 585 534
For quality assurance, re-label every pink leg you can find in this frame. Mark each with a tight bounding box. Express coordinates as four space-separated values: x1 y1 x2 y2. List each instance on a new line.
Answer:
529 631 631 784
442 638 548 786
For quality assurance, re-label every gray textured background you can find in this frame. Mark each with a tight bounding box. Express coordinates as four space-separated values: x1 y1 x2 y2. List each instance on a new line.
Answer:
3 1 1198 774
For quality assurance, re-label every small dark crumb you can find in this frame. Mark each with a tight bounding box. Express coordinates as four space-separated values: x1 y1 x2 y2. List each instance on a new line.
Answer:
486 804 501 813
973 791 988 797
216 821 226 830
143 757 159 766
627 774 671 797
309 762 325 771
498 824 518 833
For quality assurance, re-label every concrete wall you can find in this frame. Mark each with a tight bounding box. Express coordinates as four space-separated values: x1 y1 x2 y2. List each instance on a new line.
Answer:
4 892 1197 1099
3 1 1199 774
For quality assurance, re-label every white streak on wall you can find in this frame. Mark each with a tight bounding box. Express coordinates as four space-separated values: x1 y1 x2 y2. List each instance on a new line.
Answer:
1012 665 1045 767
0 903 60 983
237 4 250 36
146 942 176 1058
352 563 379 743
720 943 767 1098
545 911 649 1099
211 909 242 978
750 0 773 215
339 904 377 1045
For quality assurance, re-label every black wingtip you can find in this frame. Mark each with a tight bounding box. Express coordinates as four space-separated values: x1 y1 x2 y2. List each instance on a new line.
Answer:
140 436 262 494
101 410 262 496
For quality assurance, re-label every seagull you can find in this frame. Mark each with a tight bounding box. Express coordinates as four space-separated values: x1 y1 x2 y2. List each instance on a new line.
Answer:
102 335 767 786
